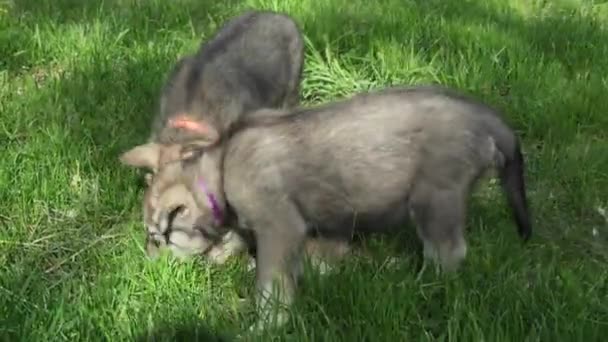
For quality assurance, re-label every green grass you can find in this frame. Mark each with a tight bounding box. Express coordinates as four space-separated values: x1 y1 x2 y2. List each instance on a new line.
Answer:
1 0 608 340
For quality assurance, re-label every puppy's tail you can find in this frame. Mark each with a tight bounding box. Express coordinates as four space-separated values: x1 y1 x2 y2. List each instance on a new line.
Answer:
497 137 532 241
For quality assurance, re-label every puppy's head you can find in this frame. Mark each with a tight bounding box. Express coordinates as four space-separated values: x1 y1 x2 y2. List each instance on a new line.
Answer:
142 163 225 260
118 144 201 258
119 117 224 259
144 174 221 259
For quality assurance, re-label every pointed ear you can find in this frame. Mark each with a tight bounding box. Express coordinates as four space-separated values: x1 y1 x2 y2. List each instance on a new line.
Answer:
168 115 220 147
119 143 161 170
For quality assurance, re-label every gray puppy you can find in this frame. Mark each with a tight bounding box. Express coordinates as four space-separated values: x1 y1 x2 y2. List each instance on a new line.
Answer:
127 85 532 331
140 162 247 263
122 10 305 261
142 163 351 272
150 9 305 153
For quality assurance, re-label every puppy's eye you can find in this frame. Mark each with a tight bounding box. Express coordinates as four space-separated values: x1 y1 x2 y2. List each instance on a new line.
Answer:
180 145 204 161
170 205 189 219
178 207 190 217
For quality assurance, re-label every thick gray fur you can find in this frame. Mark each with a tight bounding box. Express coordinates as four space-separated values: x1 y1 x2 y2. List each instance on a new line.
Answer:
161 84 532 331
133 10 305 261
149 9 305 145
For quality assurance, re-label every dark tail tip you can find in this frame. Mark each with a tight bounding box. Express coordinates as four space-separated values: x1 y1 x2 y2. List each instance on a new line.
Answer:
499 140 532 241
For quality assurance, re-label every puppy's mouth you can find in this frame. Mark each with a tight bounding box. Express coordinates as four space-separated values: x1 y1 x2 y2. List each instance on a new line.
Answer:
146 205 185 245
146 206 225 257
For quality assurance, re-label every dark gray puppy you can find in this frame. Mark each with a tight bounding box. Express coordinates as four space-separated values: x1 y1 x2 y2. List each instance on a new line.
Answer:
121 10 305 261
137 85 532 331
149 9 305 153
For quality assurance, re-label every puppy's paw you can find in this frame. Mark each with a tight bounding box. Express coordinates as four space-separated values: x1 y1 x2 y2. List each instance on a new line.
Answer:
207 246 234 265
207 231 248 264
311 259 333 275
247 312 289 334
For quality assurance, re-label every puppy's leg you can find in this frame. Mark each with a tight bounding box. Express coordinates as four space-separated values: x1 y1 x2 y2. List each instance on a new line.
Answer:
410 185 468 277
247 202 307 332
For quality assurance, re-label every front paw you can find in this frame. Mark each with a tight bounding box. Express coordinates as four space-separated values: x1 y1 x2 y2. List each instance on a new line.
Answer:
247 310 289 333
207 231 248 264
206 245 235 264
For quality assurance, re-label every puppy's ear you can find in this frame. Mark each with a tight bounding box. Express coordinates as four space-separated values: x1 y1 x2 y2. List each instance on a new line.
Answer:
168 115 220 148
119 143 161 170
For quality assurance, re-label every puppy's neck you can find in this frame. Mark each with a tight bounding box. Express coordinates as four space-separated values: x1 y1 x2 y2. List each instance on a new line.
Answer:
189 144 226 218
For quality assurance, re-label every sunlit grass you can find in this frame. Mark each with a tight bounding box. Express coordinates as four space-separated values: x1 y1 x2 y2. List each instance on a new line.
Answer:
1 0 607 340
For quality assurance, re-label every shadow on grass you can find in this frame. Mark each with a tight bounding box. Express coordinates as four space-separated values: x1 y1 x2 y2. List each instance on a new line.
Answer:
410 0 605 76
254 0 608 138
1 0 608 339
281 252 451 340
5 0 608 138
134 321 228 342
1 0 241 74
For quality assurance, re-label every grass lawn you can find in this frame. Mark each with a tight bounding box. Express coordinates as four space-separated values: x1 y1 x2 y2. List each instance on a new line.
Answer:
1 0 608 340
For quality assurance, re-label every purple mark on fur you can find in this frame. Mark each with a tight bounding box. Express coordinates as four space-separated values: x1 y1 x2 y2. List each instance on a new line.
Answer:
197 178 224 225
